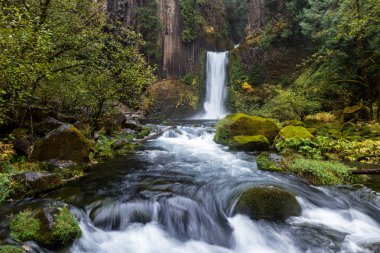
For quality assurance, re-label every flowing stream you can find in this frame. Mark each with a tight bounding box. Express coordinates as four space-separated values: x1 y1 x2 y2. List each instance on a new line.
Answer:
1 123 380 253
200 52 229 119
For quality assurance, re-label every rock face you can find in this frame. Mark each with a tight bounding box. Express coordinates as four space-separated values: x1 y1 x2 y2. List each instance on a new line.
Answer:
343 104 370 122
29 124 90 162
235 186 301 221
10 207 81 249
11 172 62 198
143 79 199 118
214 113 280 149
230 135 269 151
276 126 313 140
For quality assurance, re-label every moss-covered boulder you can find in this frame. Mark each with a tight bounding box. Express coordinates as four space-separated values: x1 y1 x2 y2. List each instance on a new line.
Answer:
276 126 313 141
29 124 91 162
0 245 25 253
143 79 199 118
10 207 81 249
10 172 62 198
235 186 301 222
230 135 269 151
214 114 280 146
256 153 283 172
283 120 304 127
343 104 370 122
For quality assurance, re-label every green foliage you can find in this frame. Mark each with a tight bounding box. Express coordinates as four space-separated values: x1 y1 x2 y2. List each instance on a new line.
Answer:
289 158 354 185
10 210 40 242
0 0 155 130
225 0 249 43
180 0 201 43
90 134 134 160
256 154 282 171
136 127 152 139
137 0 161 61
261 89 321 121
0 173 12 202
276 137 326 159
0 245 25 253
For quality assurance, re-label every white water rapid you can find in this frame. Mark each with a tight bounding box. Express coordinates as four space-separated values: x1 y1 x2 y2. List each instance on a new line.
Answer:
200 51 229 119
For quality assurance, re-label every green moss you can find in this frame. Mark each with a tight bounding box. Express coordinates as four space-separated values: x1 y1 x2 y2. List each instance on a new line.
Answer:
283 120 304 127
289 159 354 185
277 126 313 140
10 208 81 249
0 245 25 253
230 135 269 151
10 211 41 242
256 154 283 172
214 113 279 146
39 208 82 249
343 104 370 122
235 186 301 221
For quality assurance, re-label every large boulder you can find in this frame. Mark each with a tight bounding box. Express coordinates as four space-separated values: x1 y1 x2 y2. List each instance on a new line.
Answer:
143 79 199 118
276 126 313 141
10 207 81 249
343 104 370 122
214 114 280 147
230 135 269 151
29 124 91 162
235 186 301 222
11 172 62 198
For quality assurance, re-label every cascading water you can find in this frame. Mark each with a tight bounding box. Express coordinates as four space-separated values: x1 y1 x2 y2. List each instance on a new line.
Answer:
1 123 379 253
200 51 229 119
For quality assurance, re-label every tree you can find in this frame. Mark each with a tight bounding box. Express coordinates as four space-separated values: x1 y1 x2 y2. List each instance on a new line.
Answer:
0 0 155 130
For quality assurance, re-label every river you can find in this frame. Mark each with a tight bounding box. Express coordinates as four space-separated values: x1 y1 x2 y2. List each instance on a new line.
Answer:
2 122 379 252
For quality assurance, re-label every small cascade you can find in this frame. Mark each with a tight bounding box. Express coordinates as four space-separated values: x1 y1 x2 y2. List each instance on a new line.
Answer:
200 51 229 119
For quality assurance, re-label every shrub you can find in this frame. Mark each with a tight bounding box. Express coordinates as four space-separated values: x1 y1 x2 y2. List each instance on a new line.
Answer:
289 159 354 185
0 245 25 253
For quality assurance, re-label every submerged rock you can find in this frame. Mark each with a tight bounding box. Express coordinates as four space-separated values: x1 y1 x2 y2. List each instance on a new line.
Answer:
29 124 91 162
230 135 269 151
214 113 280 149
10 207 81 249
235 186 301 222
11 172 62 198
276 125 313 141
343 104 370 122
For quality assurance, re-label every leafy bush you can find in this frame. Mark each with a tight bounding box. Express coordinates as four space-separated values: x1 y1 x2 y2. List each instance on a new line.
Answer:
289 159 354 185
275 137 330 159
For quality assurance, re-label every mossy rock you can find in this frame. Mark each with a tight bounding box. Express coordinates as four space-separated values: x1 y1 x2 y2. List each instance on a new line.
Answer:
276 126 313 141
214 113 280 146
230 135 269 151
256 153 283 172
10 172 63 199
10 207 81 249
235 186 301 222
306 128 317 135
0 245 25 253
29 124 91 162
283 120 304 127
343 104 370 122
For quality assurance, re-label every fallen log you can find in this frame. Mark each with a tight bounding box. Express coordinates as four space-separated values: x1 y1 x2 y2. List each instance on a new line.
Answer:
134 126 176 144
352 169 380 175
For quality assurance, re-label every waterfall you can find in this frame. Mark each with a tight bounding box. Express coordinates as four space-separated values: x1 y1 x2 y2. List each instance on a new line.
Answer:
201 51 229 119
